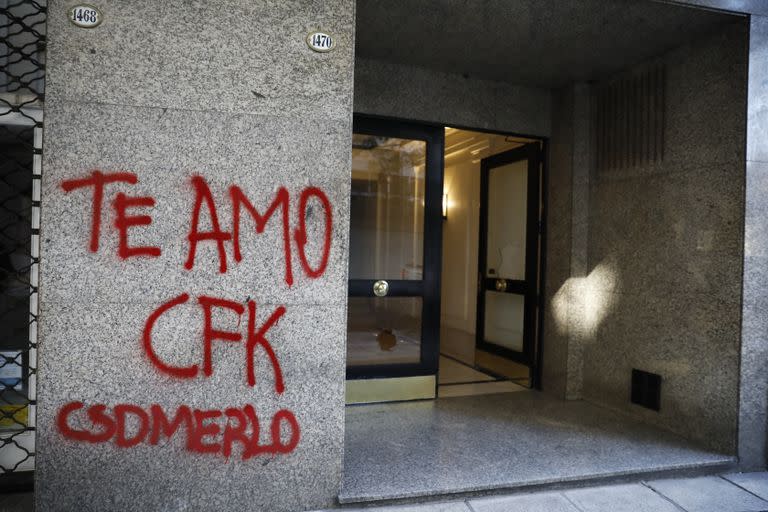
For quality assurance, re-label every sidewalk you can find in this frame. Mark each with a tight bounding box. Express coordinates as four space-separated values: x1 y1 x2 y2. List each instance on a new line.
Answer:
319 472 768 512
3 472 768 511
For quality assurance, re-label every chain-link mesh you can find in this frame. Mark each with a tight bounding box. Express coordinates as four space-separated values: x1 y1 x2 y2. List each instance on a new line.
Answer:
0 0 45 477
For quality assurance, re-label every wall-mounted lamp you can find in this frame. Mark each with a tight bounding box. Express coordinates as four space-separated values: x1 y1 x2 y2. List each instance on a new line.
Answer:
442 193 448 220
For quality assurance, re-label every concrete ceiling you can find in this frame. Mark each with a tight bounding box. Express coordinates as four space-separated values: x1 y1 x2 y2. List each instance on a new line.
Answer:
355 0 744 89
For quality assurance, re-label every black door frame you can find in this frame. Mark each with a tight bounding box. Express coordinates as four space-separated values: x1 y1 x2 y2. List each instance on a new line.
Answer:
475 143 543 368
346 115 444 380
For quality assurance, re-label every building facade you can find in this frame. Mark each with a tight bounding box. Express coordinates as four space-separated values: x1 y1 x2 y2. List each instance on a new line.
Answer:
1 0 768 511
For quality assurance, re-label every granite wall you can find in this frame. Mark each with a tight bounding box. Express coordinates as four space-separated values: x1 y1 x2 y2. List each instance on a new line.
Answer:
740 13 768 469
35 1 354 511
579 21 748 453
353 58 552 137
655 0 768 469
542 84 591 400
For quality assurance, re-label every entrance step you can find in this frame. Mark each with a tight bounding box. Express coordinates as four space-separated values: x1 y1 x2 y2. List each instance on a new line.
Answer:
338 393 736 505
318 472 768 512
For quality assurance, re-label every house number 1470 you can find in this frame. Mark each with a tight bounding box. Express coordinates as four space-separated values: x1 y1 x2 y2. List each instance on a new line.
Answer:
306 32 335 53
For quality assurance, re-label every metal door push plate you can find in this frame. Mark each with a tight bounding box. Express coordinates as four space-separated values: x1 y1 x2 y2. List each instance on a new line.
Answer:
373 280 389 297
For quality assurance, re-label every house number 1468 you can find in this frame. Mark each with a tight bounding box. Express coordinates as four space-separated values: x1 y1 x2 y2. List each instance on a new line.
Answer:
69 5 103 28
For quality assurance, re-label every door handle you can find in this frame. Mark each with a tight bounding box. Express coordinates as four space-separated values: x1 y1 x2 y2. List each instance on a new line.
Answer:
373 280 389 297
495 279 507 292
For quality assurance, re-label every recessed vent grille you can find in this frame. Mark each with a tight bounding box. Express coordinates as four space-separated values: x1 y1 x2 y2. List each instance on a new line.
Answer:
631 368 661 411
594 64 666 173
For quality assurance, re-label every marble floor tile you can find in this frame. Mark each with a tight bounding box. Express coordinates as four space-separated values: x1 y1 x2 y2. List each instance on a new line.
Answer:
438 380 527 397
438 356 496 385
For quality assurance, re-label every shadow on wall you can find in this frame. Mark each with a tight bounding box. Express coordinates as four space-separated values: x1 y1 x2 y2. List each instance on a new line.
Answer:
551 257 620 337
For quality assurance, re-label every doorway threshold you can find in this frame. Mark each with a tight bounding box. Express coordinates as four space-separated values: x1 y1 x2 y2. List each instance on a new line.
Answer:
339 392 735 504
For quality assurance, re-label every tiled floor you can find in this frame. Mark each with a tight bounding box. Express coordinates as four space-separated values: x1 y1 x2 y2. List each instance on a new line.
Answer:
439 326 476 364
438 379 527 397
437 356 495 384
340 392 734 504
439 326 531 386
437 355 527 397
317 474 768 511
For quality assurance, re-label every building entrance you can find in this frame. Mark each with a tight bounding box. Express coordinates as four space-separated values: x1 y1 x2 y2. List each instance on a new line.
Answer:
345 116 444 403
438 128 542 396
345 118 545 402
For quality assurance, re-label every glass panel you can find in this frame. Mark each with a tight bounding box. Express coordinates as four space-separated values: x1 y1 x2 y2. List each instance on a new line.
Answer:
486 159 527 280
347 297 422 366
484 291 524 352
349 134 425 280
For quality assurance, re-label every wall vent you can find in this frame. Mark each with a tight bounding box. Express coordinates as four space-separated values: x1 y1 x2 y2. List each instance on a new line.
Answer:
631 368 662 411
594 64 666 173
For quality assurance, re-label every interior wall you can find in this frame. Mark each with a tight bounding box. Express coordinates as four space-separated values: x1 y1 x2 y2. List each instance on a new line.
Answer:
440 132 527 363
577 21 748 453
441 155 480 338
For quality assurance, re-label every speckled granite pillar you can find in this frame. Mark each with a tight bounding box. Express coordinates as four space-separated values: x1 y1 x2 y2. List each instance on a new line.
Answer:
739 14 768 470
541 86 574 399
542 83 590 401
565 83 591 400
35 1 354 510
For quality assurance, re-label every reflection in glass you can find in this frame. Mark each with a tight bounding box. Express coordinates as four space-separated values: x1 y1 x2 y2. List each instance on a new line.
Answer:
349 134 425 280
484 291 524 352
346 297 422 366
486 159 527 280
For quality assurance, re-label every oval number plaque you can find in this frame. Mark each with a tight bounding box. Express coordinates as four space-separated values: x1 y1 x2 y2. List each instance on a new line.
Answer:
306 31 335 53
69 4 103 28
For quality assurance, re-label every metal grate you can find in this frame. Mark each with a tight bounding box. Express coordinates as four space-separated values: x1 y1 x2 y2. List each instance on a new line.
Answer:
594 64 666 173
631 368 662 411
0 0 46 478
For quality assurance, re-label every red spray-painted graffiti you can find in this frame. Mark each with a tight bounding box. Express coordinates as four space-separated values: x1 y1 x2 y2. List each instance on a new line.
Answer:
60 170 139 253
141 293 286 392
60 171 333 284
55 171 334 459
56 402 299 459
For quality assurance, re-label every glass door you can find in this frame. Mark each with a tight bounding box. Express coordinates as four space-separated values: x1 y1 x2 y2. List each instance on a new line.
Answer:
476 143 541 366
346 116 443 403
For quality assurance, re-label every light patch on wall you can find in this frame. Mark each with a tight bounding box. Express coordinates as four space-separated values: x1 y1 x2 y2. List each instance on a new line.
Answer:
744 222 766 257
696 229 714 252
551 259 620 337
